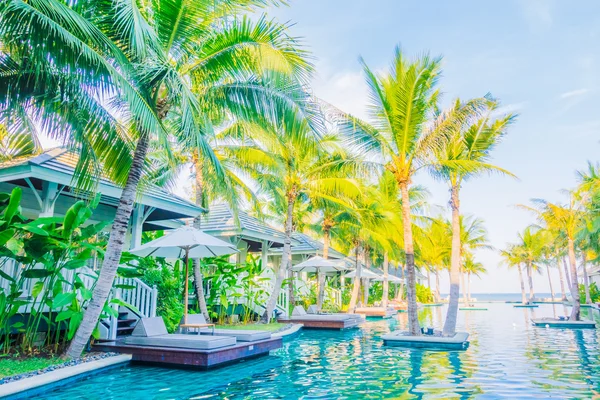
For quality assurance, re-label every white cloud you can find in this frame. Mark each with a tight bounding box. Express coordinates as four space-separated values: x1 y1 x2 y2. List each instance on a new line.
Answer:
559 88 590 99
311 61 370 120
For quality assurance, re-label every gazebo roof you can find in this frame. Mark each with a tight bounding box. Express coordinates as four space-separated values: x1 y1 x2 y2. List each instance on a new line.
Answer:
201 203 290 250
0 148 203 229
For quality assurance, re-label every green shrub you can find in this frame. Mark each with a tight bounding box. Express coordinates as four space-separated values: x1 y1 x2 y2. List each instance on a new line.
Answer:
579 282 600 303
404 283 434 304
139 258 183 333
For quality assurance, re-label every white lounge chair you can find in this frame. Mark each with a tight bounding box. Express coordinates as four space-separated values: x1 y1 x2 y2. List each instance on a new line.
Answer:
125 317 236 350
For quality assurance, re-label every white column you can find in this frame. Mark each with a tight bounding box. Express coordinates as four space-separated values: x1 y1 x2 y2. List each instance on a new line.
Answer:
130 204 144 249
39 181 58 217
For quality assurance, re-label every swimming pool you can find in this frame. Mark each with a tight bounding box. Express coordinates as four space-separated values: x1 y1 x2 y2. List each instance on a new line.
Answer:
39 304 600 399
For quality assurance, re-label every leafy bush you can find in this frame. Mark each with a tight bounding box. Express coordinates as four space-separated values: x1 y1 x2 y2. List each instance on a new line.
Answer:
138 257 183 333
0 188 110 354
404 283 434 304
579 282 600 303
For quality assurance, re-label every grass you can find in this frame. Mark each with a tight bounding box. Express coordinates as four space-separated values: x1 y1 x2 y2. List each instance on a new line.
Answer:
215 322 286 332
0 356 63 379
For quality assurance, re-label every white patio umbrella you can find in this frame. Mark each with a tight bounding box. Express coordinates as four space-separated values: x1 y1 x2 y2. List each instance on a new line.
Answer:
129 226 238 323
374 274 403 283
292 256 350 310
344 269 382 280
291 256 350 273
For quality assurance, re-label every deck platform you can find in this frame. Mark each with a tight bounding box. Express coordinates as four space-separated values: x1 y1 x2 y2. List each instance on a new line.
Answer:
531 318 596 329
382 331 470 350
514 304 539 308
354 307 396 318
277 317 359 330
93 337 282 369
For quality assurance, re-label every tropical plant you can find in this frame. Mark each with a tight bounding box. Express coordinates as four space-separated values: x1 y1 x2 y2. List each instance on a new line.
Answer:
431 96 515 336
256 128 361 322
500 244 528 304
0 188 111 354
334 46 453 335
1 0 316 358
522 194 584 320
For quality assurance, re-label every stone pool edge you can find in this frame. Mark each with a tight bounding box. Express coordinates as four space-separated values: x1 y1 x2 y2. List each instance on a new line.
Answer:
272 323 303 340
0 354 132 399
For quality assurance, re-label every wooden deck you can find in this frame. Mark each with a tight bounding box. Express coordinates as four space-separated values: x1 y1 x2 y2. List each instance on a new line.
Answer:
93 337 282 369
277 318 359 330
354 308 396 318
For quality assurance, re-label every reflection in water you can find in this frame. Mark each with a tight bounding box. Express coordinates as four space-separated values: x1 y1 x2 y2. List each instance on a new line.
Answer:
37 304 600 399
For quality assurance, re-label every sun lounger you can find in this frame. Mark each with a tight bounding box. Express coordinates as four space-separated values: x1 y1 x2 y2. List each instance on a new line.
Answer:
182 315 272 342
125 317 236 350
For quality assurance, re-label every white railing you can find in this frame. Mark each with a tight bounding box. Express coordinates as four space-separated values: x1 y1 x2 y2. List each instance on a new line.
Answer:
114 277 157 318
330 287 342 308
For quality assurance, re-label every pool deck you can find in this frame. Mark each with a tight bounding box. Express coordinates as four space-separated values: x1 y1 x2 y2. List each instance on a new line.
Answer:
354 307 397 318
277 318 359 330
92 337 282 369
531 318 597 329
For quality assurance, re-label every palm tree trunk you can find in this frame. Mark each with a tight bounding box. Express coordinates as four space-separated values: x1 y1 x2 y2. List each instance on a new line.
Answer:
568 238 581 320
582 253 591 305
400 182 420 336
443 184 461 336
517 264 527 304
460 267 467 304
382 252 389 308
563 257 572 291
546 265 555 302
192 155 210 320
261 197 294 322
467 272 472 305
397 263 405 301
527 262 534 302
65 132 150 358
316 226 331 310
557 257 567 301
435 269 441 303
348 245 362 312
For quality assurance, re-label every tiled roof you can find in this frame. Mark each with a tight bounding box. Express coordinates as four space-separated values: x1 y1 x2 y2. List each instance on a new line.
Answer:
0 148 203 217
201 203 288 244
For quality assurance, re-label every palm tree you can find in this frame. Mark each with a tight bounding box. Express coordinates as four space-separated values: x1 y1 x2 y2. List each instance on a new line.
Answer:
257 127 362 321
0 119 41 162
515 226 545 303
501 244 527 304
419 218 450 303
432 96 515 336
334 47 444 335
462 252 486 304
524 195 584 320
3 0 316 357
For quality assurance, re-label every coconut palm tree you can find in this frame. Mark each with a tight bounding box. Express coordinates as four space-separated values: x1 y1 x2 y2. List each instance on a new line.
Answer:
515 226 545 303
2 0 316 357
431 96 515 336
0 118 42 162
524 195 584 320
500 245 528 304
256 127 363 321
462 252 486 304
419 218 450 303
332 47 445 335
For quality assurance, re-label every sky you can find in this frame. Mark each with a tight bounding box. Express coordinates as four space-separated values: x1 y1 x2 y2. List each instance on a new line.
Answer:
254 0 600 293
38 1 600 294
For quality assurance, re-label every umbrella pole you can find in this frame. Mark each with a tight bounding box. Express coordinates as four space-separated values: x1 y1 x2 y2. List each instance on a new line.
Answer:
184 247 189 324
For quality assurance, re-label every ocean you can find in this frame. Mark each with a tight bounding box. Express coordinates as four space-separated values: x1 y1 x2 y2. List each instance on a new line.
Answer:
441 293 556 302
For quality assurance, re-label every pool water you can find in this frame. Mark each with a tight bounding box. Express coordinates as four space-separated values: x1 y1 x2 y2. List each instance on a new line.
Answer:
39 304 600 399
